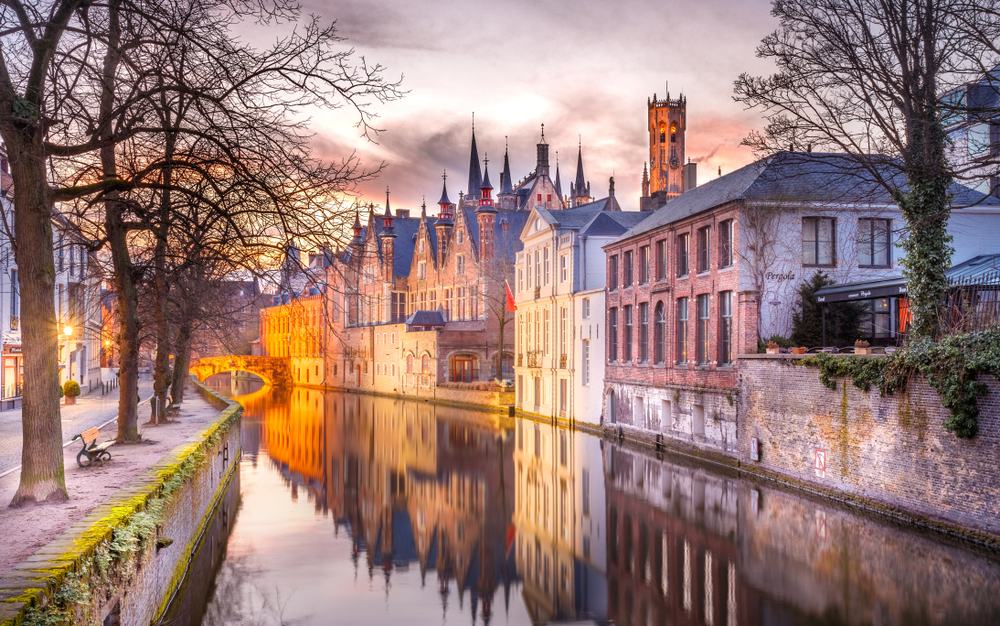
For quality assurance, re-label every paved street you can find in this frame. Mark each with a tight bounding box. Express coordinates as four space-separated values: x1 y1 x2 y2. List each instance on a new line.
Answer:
0 379 154 477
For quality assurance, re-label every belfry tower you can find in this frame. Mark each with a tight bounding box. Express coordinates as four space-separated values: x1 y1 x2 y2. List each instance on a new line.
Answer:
641 86 693 211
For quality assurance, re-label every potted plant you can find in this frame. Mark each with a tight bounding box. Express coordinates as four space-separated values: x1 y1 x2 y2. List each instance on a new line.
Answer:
63 380 81 405
766 340 780 355
791 347 807 355
854 339 871 355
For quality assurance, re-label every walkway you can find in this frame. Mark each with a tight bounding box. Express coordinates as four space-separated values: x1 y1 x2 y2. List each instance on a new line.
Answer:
0 379 154 478
0 381 227 574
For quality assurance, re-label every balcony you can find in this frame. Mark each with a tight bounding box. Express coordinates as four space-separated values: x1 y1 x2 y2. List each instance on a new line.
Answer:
534 286 541 299
517 354 523 366
9 316 17 331
559 354 567 369
527 351 541 368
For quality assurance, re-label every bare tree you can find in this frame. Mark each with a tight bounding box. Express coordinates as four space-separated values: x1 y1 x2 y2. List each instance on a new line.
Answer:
734 0 1000 338
0 0 400 504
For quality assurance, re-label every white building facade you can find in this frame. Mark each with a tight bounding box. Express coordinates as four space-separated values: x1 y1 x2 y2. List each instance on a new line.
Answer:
513 197 649 424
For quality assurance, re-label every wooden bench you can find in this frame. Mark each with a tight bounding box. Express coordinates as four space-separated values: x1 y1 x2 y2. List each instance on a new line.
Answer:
72 427 114 467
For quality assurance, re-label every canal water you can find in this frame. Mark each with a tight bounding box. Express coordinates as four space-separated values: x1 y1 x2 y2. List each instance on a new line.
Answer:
170 374 1000 625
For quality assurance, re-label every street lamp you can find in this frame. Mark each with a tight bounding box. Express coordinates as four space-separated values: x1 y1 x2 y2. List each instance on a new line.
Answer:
64 326 73 337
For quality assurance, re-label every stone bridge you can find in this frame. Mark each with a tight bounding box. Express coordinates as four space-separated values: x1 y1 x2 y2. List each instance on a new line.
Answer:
189 355 292 388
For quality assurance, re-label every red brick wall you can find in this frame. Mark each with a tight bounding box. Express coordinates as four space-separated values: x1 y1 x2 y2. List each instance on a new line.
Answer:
739 354 1000 540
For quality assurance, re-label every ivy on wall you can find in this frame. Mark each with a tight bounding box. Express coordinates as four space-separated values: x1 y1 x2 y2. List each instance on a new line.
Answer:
797 328 1000 439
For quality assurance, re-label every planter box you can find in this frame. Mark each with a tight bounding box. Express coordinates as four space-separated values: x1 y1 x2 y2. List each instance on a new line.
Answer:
854 347 872 355
64 396 76 405
791 347 807 355
766 348 780 355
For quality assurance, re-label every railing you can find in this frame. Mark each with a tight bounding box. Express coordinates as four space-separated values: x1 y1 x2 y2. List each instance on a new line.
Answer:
938 271 1000 334
517 354 523 366
534 287 541 299
9 316 17 331
527 351 541 368
559 354 567 369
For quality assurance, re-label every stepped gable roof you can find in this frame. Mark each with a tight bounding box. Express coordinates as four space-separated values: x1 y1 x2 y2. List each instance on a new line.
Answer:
462 206 529 262
366 212 437 278
612 151 1000 244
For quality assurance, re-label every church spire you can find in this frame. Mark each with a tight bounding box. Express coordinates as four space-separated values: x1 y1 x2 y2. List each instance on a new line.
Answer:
570 138 591 206
499 136 514 195
554 152 563 202
467 115 482 199
535 124 549 177
641 162 650 197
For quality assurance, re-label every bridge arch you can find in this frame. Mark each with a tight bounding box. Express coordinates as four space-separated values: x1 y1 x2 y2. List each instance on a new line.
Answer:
189 355 292 388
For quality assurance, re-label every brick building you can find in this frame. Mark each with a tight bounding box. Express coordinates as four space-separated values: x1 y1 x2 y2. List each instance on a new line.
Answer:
602 151 1000 454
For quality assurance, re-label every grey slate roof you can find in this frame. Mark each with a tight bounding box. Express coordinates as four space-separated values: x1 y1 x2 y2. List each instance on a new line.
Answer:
406 310 446 326
574 146 586 192
467 130 482 199
462 207 530 262
500 148 514 194
613 151 1000 244
531 200 652 239
365 214 438 279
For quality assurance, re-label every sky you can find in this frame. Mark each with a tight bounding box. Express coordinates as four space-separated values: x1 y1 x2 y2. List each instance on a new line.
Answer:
295 0 781 213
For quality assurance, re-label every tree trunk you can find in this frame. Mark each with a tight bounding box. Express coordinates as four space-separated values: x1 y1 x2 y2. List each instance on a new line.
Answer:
170 314 194 404
99 0 142 443
7 134 68 506
151 131 176 423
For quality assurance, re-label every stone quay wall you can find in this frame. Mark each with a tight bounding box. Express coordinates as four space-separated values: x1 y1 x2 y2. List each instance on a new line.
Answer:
738 354 1000 543
0 377 242 626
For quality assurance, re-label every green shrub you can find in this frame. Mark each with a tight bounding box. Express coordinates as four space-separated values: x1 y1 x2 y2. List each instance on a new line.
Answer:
63 380 81 397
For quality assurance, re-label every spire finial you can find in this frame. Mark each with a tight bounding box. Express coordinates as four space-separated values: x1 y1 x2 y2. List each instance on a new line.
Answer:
505 135 508 150
484 152 489 167
541 123 544 141
472 112 474 132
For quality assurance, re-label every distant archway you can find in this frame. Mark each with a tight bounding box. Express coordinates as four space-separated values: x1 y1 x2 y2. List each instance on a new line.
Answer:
189 355 292 388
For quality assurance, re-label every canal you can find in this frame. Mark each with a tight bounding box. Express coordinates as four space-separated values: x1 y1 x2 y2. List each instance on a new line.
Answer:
167 374 1000 625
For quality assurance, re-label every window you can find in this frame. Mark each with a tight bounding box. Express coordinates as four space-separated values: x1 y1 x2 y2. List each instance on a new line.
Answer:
538 193 543 202
418 261 426 280
421 354 430 375
719 291 733 365
639 246 650 284
677 233 689 276
802 217 835 266
719 219 734 267
860 297 892 339
677 298 689 364
670 122 677 142
655 302 666 364
535 250 541 287
609 308 618 361
457 287 466 320
968 123 992 158
656 240 667 279
639 302 649 362
697 226 711 273
406 354 414 373
660 123 666 143
624 251 633 287
582 298 590 319
544 308 550 354
419 238 425 253
697 295 710 365
544 247 550 285
560 254 568 283
559 378 567 413
560 307 568 358
609 255 619 290
858 218 891 267
457 254 466 274
560 431 567 465
624 305 633 362
519 268 524 292
548 193 552 202
457 229 464 245
450 354 477 382
582 340 590 385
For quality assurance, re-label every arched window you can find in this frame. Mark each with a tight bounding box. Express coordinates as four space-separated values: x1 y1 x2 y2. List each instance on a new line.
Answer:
659 123 667 143
421 354 430 375
655 302 666 364
670 123 677 143
406 354 414 374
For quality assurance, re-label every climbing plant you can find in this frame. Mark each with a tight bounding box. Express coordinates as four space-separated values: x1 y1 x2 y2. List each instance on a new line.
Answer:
798 328 1000 439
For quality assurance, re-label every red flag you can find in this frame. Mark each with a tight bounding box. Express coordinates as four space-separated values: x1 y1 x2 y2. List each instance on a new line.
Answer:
505 281 517 312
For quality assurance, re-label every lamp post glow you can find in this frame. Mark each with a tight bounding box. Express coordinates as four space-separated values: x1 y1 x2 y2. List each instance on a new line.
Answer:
64 326 73 337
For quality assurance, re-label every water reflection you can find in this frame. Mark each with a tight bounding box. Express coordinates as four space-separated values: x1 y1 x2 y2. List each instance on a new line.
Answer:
196 376 1000 626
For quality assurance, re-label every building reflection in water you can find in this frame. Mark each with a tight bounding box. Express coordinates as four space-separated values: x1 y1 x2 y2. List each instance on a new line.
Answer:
200 373 1000 626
